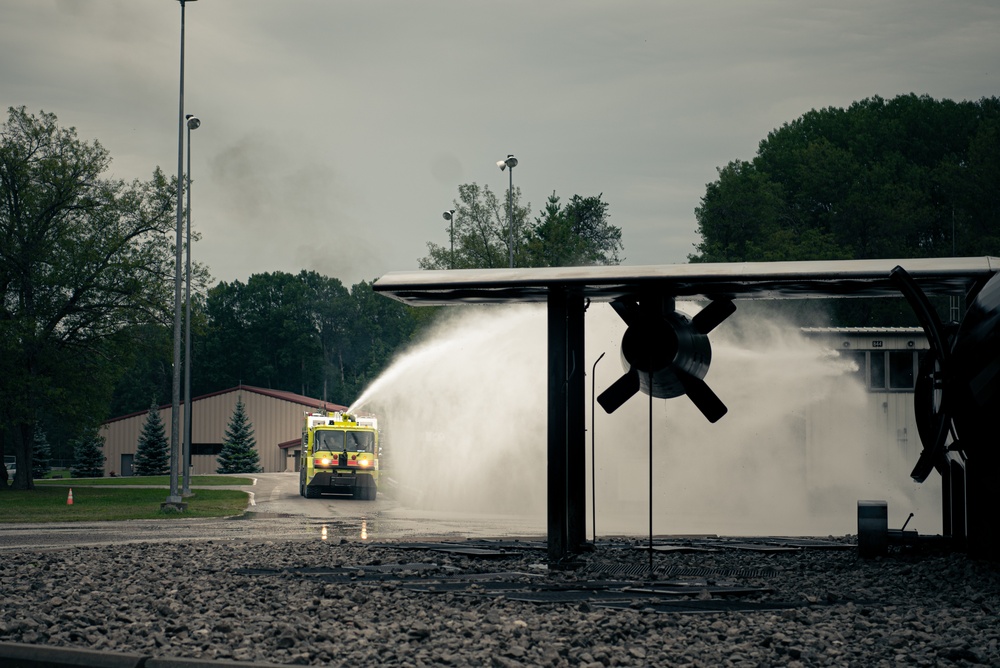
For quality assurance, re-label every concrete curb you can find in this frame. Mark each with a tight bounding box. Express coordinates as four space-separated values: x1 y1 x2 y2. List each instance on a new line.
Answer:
0 642 288 668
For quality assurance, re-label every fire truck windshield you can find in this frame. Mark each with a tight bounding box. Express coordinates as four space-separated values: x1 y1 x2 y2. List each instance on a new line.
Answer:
346 431 374 452
315 430 343 451
315 430 374 452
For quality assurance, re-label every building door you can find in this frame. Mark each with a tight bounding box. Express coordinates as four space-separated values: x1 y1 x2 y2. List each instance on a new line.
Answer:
120 454 134 477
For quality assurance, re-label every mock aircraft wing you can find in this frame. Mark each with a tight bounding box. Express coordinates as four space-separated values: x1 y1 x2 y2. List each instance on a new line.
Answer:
373 257 1000 305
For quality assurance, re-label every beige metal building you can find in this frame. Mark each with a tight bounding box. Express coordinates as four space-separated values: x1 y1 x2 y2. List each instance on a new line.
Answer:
800 327 941 532
100 386 346 476
800 327 929 465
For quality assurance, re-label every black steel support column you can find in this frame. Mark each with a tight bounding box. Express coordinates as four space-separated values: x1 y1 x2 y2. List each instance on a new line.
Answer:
946 456 966 547
966 448 1000 559
941 458 953 539
547 288 588 562
547 289 569 561
566 292 587 551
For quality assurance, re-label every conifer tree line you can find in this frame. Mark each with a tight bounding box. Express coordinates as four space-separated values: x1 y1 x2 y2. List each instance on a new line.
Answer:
108 273 431 422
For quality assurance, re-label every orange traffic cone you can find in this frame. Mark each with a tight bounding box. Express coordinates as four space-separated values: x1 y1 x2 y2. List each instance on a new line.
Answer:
67 488 73 505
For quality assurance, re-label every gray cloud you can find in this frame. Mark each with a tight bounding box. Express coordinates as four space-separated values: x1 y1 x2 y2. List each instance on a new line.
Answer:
3 0 997 285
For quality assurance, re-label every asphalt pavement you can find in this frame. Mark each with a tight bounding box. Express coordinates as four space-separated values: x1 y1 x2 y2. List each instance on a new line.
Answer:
0 473 546 552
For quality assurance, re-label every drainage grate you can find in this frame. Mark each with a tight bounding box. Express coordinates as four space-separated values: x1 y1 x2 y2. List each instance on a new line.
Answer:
661 565 778 579
582 561 778 580
596 599 803 614
390 540 547 557
231 540 837 616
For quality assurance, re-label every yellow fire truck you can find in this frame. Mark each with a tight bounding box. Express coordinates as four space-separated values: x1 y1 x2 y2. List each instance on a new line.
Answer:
299 411 380 500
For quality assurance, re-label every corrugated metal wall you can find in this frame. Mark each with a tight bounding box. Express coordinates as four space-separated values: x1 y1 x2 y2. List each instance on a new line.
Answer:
802 328 941 533
100 388 319 477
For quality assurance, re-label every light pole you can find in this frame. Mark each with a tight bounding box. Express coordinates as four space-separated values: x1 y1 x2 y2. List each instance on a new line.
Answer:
496 155 517 268
443 209 456 269
182 113 200 497
591 351 605 545
168 0 197 507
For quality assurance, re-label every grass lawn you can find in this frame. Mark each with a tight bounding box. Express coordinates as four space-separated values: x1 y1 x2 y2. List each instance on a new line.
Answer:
34 475 254 487
0 486 250 523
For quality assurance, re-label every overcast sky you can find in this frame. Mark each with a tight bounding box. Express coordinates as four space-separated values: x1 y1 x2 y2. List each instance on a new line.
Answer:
3 1 997 287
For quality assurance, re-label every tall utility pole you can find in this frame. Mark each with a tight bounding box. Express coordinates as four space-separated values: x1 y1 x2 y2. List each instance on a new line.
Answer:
167 0 197 507
182 113 200 497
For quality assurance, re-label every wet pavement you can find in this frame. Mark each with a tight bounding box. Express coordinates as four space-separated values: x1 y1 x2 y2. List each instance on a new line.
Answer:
0 472 547 552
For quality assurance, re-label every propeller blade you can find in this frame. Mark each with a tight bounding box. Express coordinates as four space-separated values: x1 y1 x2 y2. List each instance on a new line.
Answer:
910 350 950 483
910 438 949 483
676 370 728 423
609 299 640 327
597 370 640 414
691 299 736 334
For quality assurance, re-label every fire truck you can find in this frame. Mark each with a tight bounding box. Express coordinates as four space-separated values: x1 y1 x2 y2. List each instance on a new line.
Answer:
299 411 380 500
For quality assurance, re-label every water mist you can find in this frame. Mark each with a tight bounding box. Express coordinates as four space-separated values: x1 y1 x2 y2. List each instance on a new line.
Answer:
352 302 942 538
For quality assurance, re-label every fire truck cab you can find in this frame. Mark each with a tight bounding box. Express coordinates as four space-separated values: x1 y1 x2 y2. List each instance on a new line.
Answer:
299 411 379 500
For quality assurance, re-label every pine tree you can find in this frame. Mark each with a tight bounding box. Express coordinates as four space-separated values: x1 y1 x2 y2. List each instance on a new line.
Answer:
31 427 52 479
216 398 262 474
71 429 106 478
133 403 170 476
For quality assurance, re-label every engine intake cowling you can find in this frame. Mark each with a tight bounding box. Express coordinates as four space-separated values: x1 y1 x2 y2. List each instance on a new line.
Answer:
598 296 735 423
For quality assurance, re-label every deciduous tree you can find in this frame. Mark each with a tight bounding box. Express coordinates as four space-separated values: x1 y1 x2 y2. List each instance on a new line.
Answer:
421 184 623 270
690 94 1000 325
691 95 1000 264
0 107 180 490
419 183 531 269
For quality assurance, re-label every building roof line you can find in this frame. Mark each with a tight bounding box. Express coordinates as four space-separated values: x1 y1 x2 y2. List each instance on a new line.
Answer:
101 385 348 426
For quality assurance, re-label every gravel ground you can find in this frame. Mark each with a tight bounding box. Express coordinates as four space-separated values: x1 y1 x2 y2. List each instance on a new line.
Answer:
2 536 999 667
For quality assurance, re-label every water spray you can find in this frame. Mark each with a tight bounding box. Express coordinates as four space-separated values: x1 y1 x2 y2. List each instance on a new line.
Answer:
347 302 939 540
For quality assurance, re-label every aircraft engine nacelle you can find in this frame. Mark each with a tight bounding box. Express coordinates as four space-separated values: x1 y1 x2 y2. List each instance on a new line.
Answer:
598 296 736 423
619 309 712 401
949 271 1000 447
894 266 1000 483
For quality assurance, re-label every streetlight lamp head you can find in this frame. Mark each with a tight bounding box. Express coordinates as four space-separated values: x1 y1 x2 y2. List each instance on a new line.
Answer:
497 160 507 171
443 210 455 221
186 115 201 130
505 155 518 169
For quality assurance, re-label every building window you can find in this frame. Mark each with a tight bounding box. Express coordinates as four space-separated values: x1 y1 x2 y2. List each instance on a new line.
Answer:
888 351 916 390
843 350 867 385
838 350 916 392
870 352 886 390
191 443 223 456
